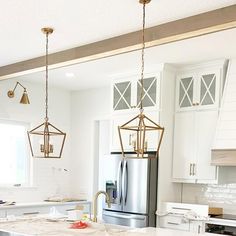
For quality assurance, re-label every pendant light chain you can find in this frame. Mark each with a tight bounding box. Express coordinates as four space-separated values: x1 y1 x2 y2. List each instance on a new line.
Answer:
140 2 146 111
45 32 49 122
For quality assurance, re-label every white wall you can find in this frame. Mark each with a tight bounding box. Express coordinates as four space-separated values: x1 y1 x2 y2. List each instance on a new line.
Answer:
157 66 181 210
70 87 110 200
0 79 71 202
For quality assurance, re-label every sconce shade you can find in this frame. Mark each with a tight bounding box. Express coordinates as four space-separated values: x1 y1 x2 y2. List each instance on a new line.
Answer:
27 121 66 158
118 111 164 159
20 91 30 104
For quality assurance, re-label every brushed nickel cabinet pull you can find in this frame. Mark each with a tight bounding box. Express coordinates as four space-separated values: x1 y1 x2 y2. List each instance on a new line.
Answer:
23 212 39 215
198 225 201 234
193 163 196 176
167 222 179 225
189 164 193 176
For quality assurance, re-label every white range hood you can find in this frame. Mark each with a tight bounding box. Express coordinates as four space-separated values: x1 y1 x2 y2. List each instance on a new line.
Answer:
212 59 236 166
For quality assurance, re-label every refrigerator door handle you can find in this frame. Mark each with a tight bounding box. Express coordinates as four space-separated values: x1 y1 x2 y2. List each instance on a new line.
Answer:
122 160 128 205
117 160 123 204
103 212 145 220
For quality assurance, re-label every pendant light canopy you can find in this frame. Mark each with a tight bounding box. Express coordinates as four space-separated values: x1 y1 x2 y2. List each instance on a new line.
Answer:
27 27 66 158
118 0 164 159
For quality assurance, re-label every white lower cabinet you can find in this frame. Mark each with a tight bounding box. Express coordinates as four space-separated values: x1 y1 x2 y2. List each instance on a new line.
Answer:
158 202 208 234
190 221 205 234
172 110 218 183
0 201 91 218
6 206 49 216
160 215 204 233
160 215 190 231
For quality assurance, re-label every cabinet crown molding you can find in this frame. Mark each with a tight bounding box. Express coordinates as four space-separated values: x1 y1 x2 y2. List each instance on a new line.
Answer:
176 59 228 72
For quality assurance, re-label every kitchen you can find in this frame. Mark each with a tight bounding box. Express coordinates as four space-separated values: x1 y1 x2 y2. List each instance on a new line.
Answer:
0 1 236 235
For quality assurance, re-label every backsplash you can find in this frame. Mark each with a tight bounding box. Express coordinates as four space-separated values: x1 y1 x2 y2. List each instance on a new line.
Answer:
204 183 236 205
182 167 236 214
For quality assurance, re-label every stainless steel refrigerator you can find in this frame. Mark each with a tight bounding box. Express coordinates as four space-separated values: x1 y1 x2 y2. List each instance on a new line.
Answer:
101 153 158 228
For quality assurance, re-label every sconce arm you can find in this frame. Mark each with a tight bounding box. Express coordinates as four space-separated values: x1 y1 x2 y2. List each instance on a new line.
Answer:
13 82 26 92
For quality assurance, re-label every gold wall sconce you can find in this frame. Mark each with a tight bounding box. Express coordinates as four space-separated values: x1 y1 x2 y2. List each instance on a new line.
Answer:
7 82 30 104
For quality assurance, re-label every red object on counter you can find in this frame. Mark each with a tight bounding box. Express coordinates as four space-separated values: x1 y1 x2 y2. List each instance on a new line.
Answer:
70 221 88 229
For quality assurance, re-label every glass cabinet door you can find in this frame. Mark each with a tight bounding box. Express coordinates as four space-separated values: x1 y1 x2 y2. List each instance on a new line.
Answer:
178 76 194 109
199 73 217 106
113 81 131 111
136 77 157 108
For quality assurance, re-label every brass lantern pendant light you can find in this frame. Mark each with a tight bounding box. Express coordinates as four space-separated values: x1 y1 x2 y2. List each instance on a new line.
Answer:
27 28 66 158
118 0 164 159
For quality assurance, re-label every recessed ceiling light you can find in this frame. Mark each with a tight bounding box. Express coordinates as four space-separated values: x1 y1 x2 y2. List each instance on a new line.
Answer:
65 72 75 78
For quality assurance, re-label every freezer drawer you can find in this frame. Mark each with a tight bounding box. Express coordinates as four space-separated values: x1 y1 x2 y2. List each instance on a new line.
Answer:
103 210 148 228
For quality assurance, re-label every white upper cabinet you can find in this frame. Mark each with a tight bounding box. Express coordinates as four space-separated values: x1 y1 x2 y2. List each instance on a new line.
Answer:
172 112 196 181
172 110 218 183
172 60 228 184
195 110 219 182
176 68 220 111
112 73 160 113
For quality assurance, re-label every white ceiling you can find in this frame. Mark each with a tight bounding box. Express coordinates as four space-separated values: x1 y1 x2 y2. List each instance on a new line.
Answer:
16 28 236 91
1 0 236 66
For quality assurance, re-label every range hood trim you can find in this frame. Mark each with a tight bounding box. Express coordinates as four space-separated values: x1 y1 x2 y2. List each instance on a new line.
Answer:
212 149 236 166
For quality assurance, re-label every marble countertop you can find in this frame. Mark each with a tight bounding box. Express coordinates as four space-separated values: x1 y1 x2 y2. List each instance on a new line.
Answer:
0 217 220 236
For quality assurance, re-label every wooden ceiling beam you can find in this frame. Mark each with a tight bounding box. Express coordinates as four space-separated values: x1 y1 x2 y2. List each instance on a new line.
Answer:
1 4 236 79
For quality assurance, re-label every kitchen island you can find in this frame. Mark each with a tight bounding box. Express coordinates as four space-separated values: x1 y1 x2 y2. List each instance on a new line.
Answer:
0 217 219 236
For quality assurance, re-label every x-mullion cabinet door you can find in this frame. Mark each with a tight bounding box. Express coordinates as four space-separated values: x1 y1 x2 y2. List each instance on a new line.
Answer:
197 69 220 110
136 76 160 110
113 80 132 112
176 73 197 112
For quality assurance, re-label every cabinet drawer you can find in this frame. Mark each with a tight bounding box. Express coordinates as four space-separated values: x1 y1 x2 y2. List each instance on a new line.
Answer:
56 203 90 215
7 206 49 216
160 216 190 231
